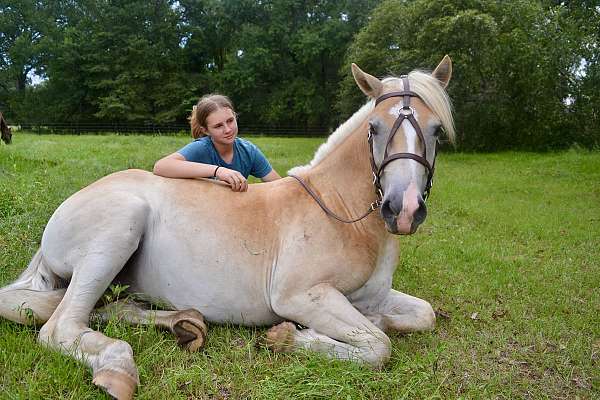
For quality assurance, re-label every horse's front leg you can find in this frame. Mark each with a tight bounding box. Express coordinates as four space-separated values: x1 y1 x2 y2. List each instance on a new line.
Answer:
355 288 436 333
268 283 391 368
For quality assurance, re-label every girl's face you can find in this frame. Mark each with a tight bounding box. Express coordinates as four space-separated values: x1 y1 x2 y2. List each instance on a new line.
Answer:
203 107 238 147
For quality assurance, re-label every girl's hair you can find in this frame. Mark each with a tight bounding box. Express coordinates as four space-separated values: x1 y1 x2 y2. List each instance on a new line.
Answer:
189 94 236 139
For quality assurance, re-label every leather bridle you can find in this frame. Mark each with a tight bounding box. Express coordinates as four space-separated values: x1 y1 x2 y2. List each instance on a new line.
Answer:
369 75 437 204
289 75 438 224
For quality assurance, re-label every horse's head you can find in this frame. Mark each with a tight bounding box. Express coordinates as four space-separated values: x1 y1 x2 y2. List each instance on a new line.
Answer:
352 56 455 235
0 114 12 145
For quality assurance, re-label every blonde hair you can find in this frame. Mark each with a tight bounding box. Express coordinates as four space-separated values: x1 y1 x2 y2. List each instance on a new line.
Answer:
189 94 236 139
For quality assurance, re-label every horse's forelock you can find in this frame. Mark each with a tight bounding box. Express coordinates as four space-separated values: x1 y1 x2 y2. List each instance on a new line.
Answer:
382 72 455 143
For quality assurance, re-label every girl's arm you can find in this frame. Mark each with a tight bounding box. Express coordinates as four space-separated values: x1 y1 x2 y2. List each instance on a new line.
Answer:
260 169 282 182
153 152 219 178
153 153 248 191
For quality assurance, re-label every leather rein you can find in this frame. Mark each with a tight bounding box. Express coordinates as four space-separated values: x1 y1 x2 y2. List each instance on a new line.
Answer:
289 76 438 224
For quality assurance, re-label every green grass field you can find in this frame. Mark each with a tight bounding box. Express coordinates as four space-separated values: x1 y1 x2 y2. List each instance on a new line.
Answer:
1 133 598 399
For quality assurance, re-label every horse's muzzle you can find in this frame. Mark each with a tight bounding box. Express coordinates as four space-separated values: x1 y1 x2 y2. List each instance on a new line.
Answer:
380 186 427 235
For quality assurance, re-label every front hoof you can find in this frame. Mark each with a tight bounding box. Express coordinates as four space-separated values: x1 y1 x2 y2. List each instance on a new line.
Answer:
93 369 138 400
170 309 207 352
265 321 297 353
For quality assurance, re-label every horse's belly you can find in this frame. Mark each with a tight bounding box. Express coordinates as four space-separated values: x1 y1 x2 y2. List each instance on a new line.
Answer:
119 240 282 326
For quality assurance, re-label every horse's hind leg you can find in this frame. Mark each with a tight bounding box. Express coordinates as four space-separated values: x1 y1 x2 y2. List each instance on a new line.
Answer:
0 250 66 325
93 300 207 352
38 195 149 400
0 287 65 325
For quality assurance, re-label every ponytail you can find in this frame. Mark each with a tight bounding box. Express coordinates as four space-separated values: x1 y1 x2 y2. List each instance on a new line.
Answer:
189 106 205 139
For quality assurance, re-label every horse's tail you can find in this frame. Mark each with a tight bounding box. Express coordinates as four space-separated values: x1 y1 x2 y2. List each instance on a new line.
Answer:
0 250 66 325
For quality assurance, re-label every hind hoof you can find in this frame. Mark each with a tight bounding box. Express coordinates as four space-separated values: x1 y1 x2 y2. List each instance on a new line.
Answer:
170 309 207 352
265 321 297 353
93 368 138 400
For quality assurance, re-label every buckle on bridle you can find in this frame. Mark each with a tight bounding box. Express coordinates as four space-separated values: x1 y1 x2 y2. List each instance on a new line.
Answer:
399 106 415 116
370 199 382 211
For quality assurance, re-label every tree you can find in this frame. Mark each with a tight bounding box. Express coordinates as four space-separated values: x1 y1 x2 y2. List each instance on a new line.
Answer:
0 0 51 115
339 0 594 150
7 0 195 124
180 0 379 130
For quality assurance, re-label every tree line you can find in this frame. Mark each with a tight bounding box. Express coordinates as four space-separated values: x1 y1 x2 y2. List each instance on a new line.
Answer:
1 0 598 150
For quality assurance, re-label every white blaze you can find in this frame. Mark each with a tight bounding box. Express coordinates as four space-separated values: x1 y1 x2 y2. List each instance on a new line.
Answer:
388 101 419 176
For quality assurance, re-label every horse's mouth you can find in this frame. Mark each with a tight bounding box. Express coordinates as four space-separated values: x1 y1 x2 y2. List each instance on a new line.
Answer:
382 205 427 235
382 216 418 235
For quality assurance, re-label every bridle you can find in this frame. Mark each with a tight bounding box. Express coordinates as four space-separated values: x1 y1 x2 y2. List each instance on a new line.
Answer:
289 75 438 224
369 75 437 204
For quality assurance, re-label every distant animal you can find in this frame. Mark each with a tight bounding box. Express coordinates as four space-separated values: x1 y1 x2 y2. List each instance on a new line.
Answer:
0 56 455 399
0 112 12 144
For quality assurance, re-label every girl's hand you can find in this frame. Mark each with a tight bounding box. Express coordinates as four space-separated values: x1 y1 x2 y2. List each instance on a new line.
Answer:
215 167 248 192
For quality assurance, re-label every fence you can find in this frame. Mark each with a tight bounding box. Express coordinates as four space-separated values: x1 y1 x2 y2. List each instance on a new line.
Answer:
9 122 329 137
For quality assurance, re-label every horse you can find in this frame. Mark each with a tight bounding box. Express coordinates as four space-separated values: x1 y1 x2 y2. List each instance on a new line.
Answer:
0 112 12 144
0 56 455 400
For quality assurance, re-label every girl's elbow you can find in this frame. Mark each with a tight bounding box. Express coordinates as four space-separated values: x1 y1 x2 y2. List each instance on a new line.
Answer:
153 160 166 176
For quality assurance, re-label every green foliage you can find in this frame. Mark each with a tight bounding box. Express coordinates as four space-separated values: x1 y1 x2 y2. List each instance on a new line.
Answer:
1 1 597 150
339 0 599 150
1 0 377 130
180 0 378 129
0 0 51 109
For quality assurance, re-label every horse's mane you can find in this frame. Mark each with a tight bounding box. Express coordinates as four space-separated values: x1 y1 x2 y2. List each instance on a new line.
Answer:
288 71 454 175
288 101 374 175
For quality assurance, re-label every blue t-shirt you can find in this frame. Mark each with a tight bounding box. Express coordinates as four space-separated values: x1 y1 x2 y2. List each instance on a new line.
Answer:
177 136 273 179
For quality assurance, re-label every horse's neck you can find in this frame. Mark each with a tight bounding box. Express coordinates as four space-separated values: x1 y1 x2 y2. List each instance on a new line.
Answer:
302 122 379 221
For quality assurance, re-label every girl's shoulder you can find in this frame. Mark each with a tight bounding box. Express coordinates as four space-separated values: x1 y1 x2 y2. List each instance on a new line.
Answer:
192 136 211 144
234 136 258 150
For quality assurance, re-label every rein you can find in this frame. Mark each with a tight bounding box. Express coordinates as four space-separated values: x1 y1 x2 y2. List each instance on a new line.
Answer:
288 174 379 224
370 76 437 202
289 75 437 224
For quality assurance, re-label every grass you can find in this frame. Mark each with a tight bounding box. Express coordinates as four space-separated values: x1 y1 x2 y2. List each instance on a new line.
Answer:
1 133 599 399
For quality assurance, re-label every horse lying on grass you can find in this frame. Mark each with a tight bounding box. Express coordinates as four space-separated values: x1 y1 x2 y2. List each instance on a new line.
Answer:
0 57 455 399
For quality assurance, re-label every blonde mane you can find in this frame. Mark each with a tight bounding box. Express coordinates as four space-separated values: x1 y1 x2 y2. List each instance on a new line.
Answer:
288 71 454 175
288 101 374 175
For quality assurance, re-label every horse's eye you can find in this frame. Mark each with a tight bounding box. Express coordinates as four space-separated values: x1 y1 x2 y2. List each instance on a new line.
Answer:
368 123 378 137
433 126 442 137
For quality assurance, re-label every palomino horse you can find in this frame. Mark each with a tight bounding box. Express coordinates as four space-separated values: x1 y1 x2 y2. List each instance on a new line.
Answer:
0 112 12 144
0 56 455 399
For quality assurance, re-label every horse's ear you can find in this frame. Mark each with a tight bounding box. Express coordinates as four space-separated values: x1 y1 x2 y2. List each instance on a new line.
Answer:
351 63 383 98
432 55 452 88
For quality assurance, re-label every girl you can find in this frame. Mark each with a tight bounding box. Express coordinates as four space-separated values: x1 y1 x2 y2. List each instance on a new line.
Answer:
153 94 281 191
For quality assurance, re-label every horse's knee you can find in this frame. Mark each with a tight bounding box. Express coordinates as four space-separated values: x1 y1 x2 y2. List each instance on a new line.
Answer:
361 333 391 369
414 300 436 330
381 294 436 333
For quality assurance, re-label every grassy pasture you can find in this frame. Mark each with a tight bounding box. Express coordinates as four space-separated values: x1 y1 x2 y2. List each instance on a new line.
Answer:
0 133 598 399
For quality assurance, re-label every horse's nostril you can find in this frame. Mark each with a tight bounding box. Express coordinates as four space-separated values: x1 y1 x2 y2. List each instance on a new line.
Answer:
413 197 427 225
381 198 400 219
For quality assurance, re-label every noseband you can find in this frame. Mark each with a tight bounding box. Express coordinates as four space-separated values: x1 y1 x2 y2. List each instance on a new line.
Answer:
369 76 437 204
289 75 439 224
